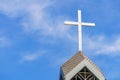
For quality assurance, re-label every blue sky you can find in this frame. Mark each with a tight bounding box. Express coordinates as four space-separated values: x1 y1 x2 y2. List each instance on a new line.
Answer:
0 0 120 80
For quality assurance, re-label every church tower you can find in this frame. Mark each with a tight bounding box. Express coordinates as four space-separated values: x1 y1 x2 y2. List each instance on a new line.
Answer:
59 10 106 80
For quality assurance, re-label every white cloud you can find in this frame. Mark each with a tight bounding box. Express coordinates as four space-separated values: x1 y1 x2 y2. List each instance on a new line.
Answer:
20 51 46 63
22 54 39 61
0 0 52 17
0 0 73 40
0 36 11 47
84 35 120 55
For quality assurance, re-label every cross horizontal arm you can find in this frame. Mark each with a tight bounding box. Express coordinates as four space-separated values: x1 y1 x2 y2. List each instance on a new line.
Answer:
64 21 95 27
82 22 95 27
64 21 78 26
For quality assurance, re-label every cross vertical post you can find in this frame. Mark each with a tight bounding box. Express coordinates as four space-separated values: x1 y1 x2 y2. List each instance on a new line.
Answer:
64 10 95 51
78 10 82 51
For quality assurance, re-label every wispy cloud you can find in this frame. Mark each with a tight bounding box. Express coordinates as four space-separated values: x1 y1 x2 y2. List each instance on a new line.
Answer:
84 35 120 55
0 36 11 47
0 0 74 40
20 51 46 63
0 0 52 17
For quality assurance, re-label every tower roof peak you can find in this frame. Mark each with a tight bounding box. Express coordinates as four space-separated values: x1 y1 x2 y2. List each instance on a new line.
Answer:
60 51 105 80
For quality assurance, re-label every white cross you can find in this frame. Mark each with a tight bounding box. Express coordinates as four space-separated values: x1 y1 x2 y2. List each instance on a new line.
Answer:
64 10 95 51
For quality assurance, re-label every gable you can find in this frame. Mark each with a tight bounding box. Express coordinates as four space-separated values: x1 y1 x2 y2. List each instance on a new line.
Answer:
71 66 99 80
60 51 106 80
65 58 105 80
